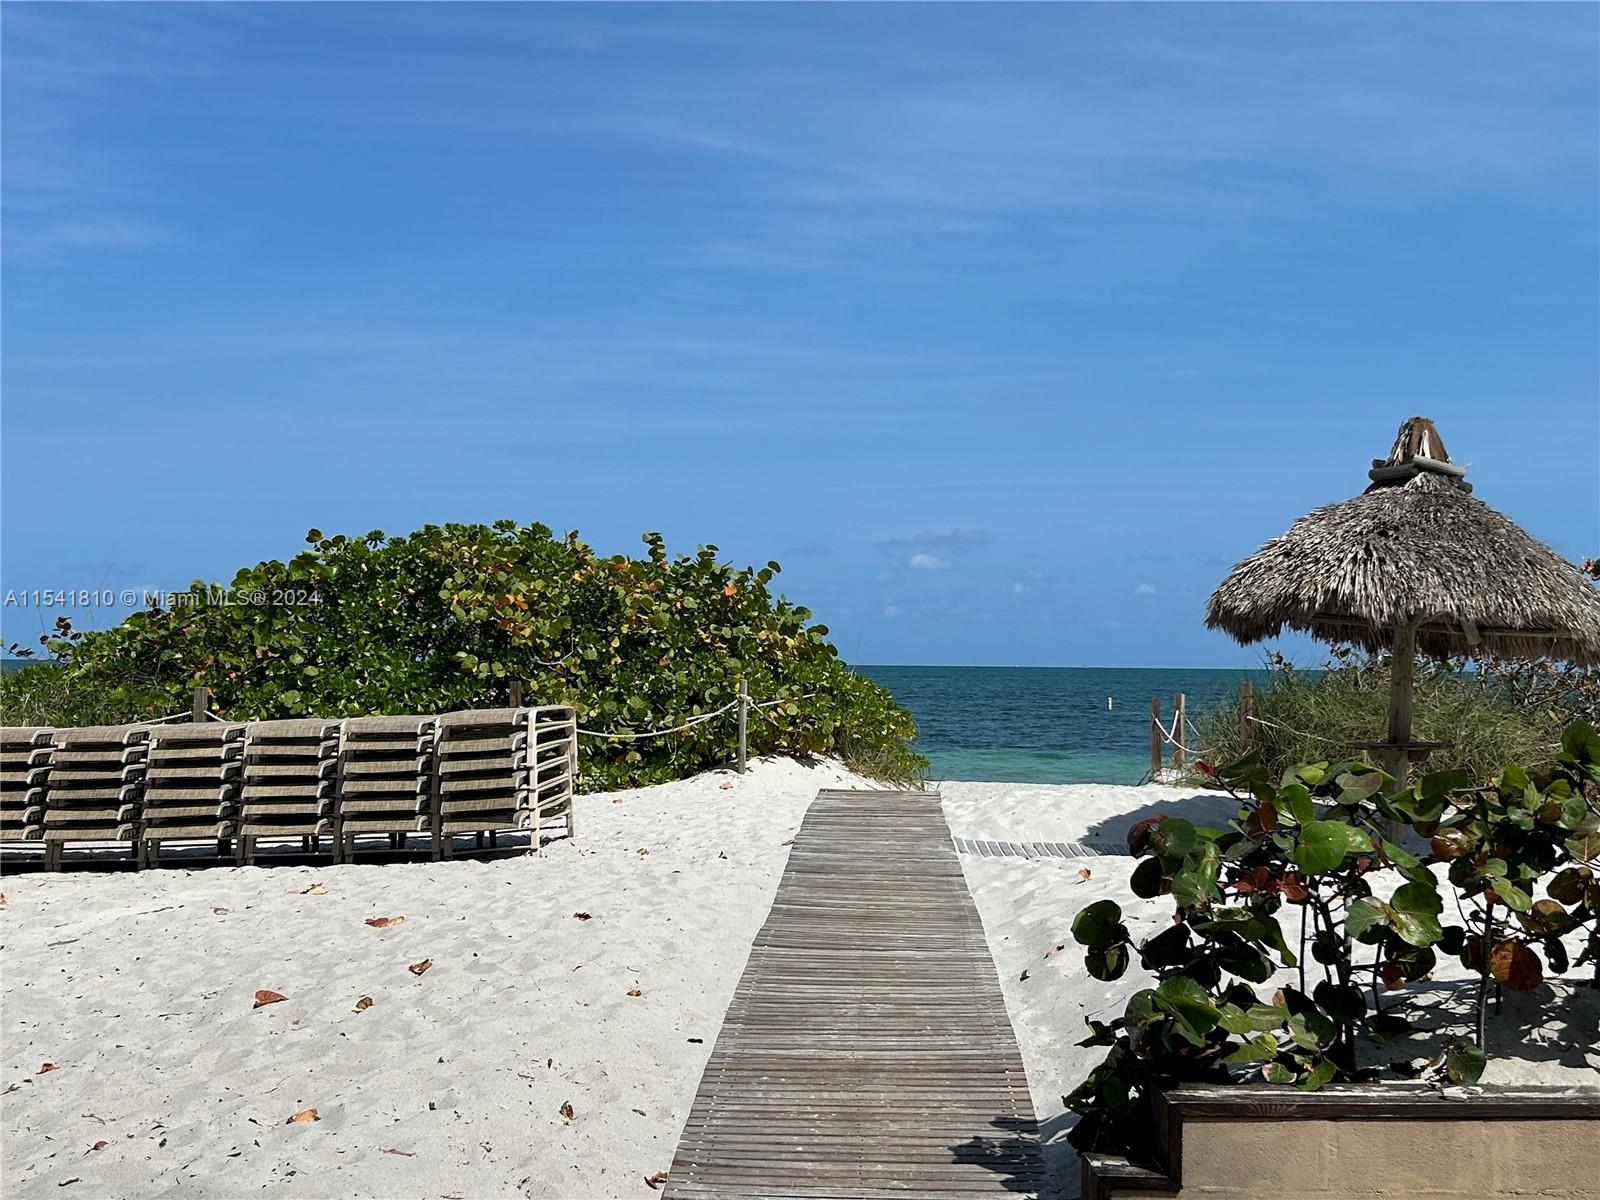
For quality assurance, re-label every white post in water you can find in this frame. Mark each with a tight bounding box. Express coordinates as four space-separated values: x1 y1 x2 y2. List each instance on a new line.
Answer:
736 679 749 774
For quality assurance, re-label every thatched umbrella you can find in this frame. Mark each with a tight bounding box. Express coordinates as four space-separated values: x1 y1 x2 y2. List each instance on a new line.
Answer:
1206 416 1600 778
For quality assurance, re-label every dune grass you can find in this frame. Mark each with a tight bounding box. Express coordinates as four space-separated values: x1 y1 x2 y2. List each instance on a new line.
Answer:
1193 650 1569 782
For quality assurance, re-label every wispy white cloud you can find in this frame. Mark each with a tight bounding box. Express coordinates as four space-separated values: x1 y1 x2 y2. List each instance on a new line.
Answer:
1135 582 1159 596
908 553 950 570
4 217 171 262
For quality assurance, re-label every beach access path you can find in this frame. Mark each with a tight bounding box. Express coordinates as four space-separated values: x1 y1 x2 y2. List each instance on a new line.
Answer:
665 788 1044 1199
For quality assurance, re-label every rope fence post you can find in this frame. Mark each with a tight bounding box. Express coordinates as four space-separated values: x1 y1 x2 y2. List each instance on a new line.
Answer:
1149 696 1162 777
1173 693 1186 771
509 679 523 708
192 685 210 723
736 679 748 774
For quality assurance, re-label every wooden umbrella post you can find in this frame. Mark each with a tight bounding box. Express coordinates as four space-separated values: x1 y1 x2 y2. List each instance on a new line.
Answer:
1383 622 1416 784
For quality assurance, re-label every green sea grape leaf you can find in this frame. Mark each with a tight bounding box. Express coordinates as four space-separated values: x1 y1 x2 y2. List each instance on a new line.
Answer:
1224 1034 1280 1064
1070 900 1126 950
1298 1060 1337 1092
1152 818 1199 857
1489 879 1532 913
1444 1040 1487 1085
1390 909 1443 948
1391 881 1443 916
1294 821 1351 874
1287 1011 1337 1052
1346 897 1390 939
1278 784 1315 827
1086 944 1129 982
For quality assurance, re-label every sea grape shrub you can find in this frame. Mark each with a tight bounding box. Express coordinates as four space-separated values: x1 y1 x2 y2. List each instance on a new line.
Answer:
1066 722 1600 1160
31 523 925 789
1393 722 1600 999
1065 755 1439 1154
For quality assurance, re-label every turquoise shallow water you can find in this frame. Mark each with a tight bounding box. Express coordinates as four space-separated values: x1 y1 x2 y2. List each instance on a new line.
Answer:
856 665 1267 785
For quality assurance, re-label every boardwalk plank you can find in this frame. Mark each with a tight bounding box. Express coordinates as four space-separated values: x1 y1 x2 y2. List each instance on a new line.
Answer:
663 789 1042 1200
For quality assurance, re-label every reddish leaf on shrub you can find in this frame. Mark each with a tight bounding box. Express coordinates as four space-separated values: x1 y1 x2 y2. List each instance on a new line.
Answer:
1379 962 1405 992
1488 940 1542 991
1430 828 1477 860
1279 873 1310 903
253 990 287 1009
1127 816 1165 855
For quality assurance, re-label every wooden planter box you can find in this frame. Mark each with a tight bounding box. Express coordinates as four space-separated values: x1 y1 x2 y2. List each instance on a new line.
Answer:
1081 1084 1600 1199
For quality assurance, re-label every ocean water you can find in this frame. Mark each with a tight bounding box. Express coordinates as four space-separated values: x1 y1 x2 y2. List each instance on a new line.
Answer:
856 665 1267 785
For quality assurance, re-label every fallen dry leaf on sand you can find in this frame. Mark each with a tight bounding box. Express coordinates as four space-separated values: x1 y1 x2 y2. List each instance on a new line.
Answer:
645 1171 669 1189
354 996 373 1012
626 988 642 998
781 839 795 846
38 1063 58 1074
89 1141 107 1153
408 959 432 976
1077 868 1092 882
718 781 733 790
1043 945 1065 959
381 1148 415 1157
558 1101 575 1122
212 907 229 915
286 1109 319 1124
636 848 649 857
365 916 405 929
253 990 287 1009
57 1178 79 1187
291 883 327 896
0 891 8 907
572 912 592 921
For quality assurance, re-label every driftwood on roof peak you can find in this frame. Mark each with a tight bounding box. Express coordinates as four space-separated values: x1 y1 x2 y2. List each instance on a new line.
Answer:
1369 416 1469 491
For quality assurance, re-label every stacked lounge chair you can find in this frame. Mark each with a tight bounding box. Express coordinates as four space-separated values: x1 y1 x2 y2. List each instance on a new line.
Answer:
431 706 577 858
335 715 434 860
39 725 148 869
0 727 52 849
140 723 244 866
527 704 578 842
236 719 338 865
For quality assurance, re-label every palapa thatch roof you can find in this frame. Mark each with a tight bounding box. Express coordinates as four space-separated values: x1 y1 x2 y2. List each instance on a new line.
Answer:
1206 417 1600 665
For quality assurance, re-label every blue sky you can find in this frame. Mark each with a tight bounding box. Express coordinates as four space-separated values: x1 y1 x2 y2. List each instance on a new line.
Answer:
3 3 1596 667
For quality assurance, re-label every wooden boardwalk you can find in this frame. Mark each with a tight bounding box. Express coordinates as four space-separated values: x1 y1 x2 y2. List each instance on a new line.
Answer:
665 789 1043 1199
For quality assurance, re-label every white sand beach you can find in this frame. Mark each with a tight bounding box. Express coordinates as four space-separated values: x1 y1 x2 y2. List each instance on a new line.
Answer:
3 762 1596 1200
